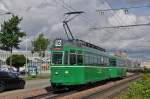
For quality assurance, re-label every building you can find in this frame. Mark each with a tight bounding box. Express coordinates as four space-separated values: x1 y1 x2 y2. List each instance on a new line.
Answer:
141 60 150 68
114 50 128 58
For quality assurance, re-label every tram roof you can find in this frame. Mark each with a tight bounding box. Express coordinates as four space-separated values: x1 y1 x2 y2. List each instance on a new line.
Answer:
55 39 106 52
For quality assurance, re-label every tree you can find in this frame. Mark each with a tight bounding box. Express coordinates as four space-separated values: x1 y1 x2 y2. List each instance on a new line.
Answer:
6 54 28 72
32 33 49 57
0 15 26 53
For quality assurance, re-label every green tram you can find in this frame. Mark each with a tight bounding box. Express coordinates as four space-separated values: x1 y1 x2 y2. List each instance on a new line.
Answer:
50 39 128 87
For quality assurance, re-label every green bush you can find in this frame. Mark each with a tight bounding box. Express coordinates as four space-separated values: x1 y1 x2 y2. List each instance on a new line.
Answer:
142 73 150 80
6 54 29 72
143 68 150 73
117 73 150 99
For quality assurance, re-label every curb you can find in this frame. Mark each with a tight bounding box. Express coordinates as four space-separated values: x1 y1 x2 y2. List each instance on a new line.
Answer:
0 87 49 99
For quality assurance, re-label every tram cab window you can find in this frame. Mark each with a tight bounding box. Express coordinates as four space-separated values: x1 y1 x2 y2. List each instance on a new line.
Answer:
52 52 63 64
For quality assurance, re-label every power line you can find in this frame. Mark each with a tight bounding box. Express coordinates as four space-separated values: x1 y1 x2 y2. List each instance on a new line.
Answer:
119 0 144 46
95 0 133 43
54 0 113 45
97 1 145 37
96 4 150 12
101 23 150 29
105 0 123 25
56 0 101 30
54 0 147 44
101 0 125 43
96 0 146 44
54 0 72 12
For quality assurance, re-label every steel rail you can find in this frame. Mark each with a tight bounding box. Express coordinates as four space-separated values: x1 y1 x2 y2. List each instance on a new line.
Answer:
24 88 65 99
58 74 141 99
25 88 77 99
81 74 141 99
25 74 141 99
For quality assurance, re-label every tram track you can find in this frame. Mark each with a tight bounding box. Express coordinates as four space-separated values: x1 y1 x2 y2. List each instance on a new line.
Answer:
24 89 57 99
58 73 141 99
82 74 141 99
25 88 77 99
24 73 141 99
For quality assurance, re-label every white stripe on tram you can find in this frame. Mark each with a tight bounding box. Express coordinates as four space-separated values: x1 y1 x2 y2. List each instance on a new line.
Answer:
51 66 127 68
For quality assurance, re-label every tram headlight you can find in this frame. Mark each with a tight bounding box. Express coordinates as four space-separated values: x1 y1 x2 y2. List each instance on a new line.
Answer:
55 72 58 75
65 71 69 74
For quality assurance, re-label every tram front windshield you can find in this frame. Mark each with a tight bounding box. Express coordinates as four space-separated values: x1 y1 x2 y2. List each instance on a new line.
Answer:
52 52 63 65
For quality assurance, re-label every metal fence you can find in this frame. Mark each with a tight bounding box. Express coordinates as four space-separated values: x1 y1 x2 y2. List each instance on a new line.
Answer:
0 60 50 74
27 61 50 73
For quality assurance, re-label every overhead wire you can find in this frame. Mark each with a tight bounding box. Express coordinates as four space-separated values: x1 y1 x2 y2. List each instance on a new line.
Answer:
45 0 149 59
102 0 144 44
105 0 123 26
54 0 112 44
96 4 150 12
99 0 143 52
53 0 149 50
119 0 144 44
53 0 72 12
60 0 109 45
100 0 128 46
104 0 150 60
57 0 133 46
56 0 95 28
102 22 150 28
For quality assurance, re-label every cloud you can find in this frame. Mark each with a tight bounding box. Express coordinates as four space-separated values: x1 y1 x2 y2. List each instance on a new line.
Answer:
0 0 150 60
0 1 9 12
108 10 137 26
122 0 150 5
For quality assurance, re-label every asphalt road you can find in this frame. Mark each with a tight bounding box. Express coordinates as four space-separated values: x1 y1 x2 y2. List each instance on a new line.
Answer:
25 79 50 89
0 79 51 96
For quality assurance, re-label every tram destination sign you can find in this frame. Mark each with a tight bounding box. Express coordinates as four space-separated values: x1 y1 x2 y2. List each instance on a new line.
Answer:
54 39 63 48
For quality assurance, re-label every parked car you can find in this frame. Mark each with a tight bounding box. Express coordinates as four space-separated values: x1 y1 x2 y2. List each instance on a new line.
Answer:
0 66 9 72
8 68 20 76
20 70 26 75
0 71 25 92
0 67 19 76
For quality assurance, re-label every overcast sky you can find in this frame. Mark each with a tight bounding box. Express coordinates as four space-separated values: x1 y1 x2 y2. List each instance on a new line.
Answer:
0 0 150 61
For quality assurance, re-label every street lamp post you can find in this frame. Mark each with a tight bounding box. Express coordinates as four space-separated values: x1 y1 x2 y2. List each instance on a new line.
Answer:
26 35 28 77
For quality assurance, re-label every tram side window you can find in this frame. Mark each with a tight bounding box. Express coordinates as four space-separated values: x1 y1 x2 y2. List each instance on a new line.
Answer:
70 53 76 65
93 55 97 65
77 55 83 65
101 56 104 65
104 57 109 65
109 59 116 66
85 54 89 65
106 58 109 65
97 56 100 65
112 61 116 66
117 60 123 66
64 52 68 65
84 55 87 65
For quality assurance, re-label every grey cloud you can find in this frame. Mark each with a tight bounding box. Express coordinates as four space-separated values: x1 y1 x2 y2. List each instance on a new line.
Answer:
0 0 150 60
